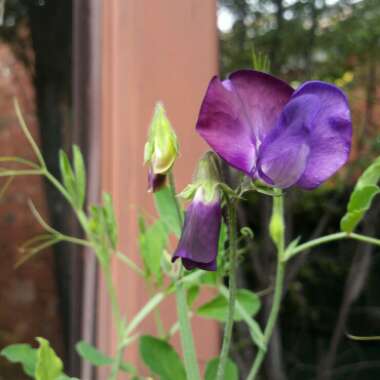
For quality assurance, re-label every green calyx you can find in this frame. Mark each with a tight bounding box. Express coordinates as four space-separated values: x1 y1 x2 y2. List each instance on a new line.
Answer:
179 152 222 204
144 102 178 174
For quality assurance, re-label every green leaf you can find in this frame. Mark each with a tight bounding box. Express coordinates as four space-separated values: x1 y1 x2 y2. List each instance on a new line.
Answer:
35 337 64 380
72 145 86 209
75 341 112 366
103 193 118 249
139 220 167 281
120 362 138 374
187 285 200 307
1 343 37 377
219 286 266 351
341 157 380 233
204 357 239 380
59 150 77 207
197 289 261 322
154 186 182 237
75 341 136 374
139 335 186 380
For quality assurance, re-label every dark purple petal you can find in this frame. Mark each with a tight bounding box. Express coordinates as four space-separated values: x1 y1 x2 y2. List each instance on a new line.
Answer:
228 70 294 142
147 168 167 192
172 193 221 271
258 81 352 189
196 70 294 176
181 258 217 271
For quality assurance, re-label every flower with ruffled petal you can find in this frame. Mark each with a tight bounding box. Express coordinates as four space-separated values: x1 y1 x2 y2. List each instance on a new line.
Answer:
196 70 352 189
145 102 178 192
172 152 222 271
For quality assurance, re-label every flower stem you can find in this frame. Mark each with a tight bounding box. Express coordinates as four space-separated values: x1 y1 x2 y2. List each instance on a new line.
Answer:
169 171 201 380
216 199 238 380
247 194 286 380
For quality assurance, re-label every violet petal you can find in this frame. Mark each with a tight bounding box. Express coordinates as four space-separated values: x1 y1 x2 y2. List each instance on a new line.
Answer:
196 70 293 176
258 81 351 189
172 195 221 271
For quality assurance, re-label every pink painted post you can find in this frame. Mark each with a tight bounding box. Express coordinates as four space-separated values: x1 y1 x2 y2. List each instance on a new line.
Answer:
98 0 219 377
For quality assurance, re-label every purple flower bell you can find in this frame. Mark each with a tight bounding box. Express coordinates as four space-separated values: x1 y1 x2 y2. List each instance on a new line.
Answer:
172 153 222 271
196 70 352 189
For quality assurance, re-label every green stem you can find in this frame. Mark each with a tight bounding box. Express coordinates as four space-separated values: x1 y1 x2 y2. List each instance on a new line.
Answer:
116 251 145 276
0 169 43 177
247 194 286 380
216 200 238 380
169 171 201 380
285 232 380 260
175 280 201 380
14 98 46 167
103 262 125 380
123 292 166 339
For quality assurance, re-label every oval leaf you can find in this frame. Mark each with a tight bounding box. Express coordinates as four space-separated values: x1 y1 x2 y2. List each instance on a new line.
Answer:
154 186 182 237
205 357 238 380
75 341 112 366
139 335 186 380
197 289 261 322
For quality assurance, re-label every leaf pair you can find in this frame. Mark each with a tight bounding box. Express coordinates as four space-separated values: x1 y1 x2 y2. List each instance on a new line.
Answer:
59 146 86 210
1 338 77 380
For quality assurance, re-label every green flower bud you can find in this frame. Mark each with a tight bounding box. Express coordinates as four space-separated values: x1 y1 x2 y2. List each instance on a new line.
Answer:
179 151 222 203
144 102 178 175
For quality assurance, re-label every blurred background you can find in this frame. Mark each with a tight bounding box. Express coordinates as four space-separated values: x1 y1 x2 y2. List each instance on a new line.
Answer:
0 0 379 379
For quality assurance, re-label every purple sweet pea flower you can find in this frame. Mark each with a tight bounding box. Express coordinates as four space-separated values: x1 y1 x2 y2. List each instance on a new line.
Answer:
172 186 221 271
196 70 352 189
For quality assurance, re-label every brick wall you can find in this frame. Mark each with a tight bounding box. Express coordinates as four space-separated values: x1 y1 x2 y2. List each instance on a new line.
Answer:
0 43 63 379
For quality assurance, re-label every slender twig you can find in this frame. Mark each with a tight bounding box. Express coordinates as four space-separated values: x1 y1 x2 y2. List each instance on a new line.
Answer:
247 194 286 380
13 98 46 168
216 199 238 380
116 251 145 276
285 232 380 260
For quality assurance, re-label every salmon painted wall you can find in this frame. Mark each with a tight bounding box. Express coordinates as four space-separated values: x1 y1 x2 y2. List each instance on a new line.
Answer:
98 0 219 377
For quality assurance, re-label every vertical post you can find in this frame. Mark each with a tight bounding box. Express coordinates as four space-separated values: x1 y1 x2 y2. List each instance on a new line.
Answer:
73 0 102 379
99 0 219 375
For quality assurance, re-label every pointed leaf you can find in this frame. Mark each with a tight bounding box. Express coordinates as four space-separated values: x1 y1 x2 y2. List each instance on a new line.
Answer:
103 193 118 249
72 145 86 208
35 337 63 380
187 285 200 307
75 341 112 366
75 341 136 374
341 157 380 232
59 150 77 207
1 343 37 377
